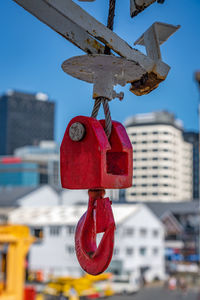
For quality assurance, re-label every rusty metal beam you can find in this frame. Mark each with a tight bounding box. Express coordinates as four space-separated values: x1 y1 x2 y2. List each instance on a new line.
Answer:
46 0 154 71
13 0 105 54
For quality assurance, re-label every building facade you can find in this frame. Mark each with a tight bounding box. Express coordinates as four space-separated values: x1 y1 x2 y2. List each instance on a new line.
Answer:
8 204 165 282
0 91 55 155
183 132 199 199
0 158 39 187
125 111 193 202
15 141 60 186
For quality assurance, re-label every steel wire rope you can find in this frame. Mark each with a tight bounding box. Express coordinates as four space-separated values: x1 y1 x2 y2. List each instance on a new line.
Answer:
91 0 116 139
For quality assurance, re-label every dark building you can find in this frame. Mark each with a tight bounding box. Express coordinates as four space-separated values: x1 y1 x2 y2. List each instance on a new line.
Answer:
183 132 199 199
0 91 55 155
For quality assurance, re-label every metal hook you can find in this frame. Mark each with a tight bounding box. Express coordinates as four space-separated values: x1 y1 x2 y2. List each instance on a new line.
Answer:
75 189 115 275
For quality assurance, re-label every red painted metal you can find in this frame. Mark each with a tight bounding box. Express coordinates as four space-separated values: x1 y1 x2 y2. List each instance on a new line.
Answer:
24 286 36 300
75 190 115 275
1 157 22 164
60 116 133 189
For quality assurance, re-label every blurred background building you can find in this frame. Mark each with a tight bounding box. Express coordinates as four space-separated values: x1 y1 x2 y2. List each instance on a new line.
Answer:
0 90 55 155
183 131 199 199
8 202 165 281
125 111 193 202
0 93 199 283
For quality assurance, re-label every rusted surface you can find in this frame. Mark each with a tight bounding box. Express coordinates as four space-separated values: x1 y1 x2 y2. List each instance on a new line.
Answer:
13 0 105 55
130 71 163 96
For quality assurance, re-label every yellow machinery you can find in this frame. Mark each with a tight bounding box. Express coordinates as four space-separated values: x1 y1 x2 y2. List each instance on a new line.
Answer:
44 273 114 298
0 225 34 300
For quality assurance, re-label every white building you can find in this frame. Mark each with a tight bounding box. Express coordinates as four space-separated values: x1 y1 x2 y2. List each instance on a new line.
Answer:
9 203 165 282
125 111 193 202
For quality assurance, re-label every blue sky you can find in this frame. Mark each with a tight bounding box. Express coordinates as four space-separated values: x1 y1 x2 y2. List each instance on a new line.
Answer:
0 0 200 142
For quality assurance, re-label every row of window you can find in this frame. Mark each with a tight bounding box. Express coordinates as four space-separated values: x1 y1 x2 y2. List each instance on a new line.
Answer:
130 192 170 196
114 247 159 256
133 149 173 153
66 245 159 256
132 140 171 144
123 227 159 237
49 225 76 237
133 174 173 179
132 183 171 188
130 131 174 136
32 226 159 239
133 166 171 170
133 157 172 161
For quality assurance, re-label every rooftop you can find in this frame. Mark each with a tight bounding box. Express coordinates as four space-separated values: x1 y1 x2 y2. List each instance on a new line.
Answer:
125 111 183 130
8 204 140 226
1 90 49 102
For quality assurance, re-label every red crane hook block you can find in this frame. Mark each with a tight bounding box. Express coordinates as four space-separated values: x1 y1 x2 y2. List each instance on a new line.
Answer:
60 116 133 189
75 189 115 275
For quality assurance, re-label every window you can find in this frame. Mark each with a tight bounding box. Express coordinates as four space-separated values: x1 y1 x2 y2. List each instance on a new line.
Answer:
126 248 134 256
152 157 158 161
142 132 147 135
152 166 158 169
153 248 159 255
66 225 75 235
152 175 158 178
139 247 146 256
67 245 75 254
142 149 147 152
142 141 147 144
152 149 158 152
142 184 147 187
124 227 134 236
152 192 158 196
140 228 147 236
32 228 43 240
152 131 158 135
142 166 147 170
152 140 158 143
50 226 61 236
153 229 159 237
141 192 147 196
152 183 158 187
142 175 147 178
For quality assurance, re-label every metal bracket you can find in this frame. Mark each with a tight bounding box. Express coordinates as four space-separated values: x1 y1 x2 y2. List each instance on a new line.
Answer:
62 54 149 100
130 0 165 17
134 22 180 61
13 0 180 96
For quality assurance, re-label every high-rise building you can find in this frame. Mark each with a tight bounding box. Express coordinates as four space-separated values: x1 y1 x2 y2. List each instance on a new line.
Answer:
0 90 55 155
125 111 193 202
183 132 199 199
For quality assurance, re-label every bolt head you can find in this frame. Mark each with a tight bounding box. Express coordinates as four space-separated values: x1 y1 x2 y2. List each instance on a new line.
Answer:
69 122 85 141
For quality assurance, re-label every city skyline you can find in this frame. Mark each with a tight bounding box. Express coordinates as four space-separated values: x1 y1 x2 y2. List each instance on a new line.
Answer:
0 0 200 143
